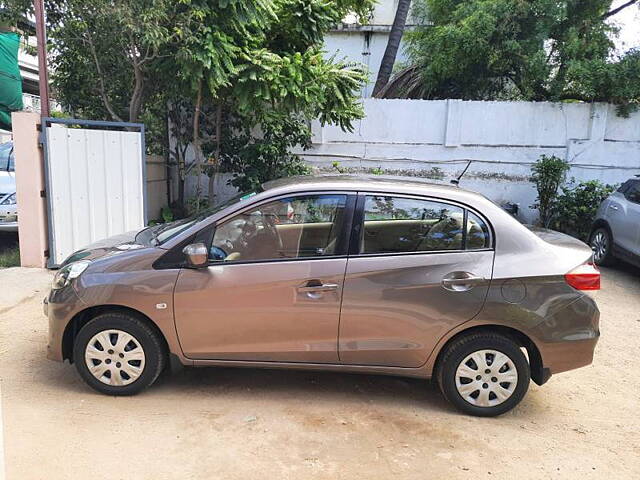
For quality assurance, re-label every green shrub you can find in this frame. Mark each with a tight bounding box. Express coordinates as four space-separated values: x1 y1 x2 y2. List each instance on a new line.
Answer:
550 180 616 241
530 155 571 227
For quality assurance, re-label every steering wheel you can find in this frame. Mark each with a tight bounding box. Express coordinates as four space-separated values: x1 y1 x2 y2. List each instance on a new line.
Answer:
209 245 228 261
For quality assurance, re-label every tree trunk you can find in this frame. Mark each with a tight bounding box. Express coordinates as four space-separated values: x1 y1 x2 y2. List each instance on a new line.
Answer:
372 0 412 97
129 62 145 123
207 104 222 207
192 80 205 213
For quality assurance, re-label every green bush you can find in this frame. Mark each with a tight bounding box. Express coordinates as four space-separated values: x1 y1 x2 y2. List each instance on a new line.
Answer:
550 180 616 241
530 155 571 227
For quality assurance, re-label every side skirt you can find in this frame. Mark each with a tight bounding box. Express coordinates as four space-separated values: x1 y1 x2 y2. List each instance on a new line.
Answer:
190 359 431 379
613 243 640 268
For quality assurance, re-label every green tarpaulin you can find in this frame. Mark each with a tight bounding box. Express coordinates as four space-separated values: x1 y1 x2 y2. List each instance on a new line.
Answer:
0 32 23 130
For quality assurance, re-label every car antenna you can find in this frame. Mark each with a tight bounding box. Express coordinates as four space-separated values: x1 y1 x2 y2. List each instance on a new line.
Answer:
450 160 473 186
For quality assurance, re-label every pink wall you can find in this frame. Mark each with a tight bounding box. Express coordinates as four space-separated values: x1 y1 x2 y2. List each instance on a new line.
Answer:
12 112 49 268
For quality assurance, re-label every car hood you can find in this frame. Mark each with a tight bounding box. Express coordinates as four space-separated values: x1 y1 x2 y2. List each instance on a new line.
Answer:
61 230 147 266
0 170 15 195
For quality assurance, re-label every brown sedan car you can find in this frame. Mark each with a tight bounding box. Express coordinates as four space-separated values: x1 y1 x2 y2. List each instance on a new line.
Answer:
45 176 600 416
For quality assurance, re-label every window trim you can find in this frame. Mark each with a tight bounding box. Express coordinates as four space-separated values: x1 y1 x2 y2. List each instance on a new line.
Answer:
204 191 357 266
348 191 495 257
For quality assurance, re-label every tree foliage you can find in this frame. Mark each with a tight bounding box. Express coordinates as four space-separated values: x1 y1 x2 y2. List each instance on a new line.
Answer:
0 0 374 208
383 0 640 114
550 179 616 241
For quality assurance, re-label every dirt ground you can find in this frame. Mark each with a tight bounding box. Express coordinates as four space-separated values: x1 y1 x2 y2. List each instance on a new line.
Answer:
1 266 639 480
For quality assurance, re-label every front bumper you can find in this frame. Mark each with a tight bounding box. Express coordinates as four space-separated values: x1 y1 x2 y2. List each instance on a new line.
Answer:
0 221 17 232
45 285 86 362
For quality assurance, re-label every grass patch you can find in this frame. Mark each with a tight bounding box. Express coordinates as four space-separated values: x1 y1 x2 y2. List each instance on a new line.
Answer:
0 233 20 268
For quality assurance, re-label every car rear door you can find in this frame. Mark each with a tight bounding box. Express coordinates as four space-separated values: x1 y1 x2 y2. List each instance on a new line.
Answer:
338 193 494 368
173 192 355 363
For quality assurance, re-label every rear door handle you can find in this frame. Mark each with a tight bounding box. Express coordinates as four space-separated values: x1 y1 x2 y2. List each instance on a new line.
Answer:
609 204 619 211
442 272 485 292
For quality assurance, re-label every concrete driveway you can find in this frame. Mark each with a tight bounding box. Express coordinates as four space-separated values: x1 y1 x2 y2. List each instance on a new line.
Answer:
1 266 639 480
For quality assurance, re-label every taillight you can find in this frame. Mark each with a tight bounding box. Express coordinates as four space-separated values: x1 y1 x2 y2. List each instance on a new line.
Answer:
565 263 600 291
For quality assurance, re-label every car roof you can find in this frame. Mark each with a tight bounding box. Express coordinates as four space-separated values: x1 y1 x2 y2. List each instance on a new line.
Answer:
262 175 488 205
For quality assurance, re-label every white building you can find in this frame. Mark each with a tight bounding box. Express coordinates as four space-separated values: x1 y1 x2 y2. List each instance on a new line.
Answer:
325 1 416 97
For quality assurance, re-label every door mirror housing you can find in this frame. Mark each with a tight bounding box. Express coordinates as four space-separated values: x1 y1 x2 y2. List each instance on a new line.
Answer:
182 243 209 268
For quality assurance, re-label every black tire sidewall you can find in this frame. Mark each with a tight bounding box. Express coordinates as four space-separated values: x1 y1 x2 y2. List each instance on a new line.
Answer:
439 335 530 417
73 313 164 396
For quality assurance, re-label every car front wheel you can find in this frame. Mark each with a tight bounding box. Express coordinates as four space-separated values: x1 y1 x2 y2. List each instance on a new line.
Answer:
590 227 615 266
437 333 530 417
73 312 166 395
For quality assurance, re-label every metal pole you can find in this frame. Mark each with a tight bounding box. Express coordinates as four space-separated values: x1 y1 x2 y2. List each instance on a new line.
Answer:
34 0 50 117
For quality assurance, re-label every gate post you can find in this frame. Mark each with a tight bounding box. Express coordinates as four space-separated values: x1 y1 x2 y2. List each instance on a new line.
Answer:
12 112 49 268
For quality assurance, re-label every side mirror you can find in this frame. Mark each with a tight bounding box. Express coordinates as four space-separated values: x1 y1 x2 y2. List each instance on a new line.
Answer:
182 243 209 268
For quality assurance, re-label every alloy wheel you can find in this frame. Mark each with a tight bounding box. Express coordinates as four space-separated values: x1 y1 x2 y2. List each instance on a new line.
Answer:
591 230 608 264
455 349 518 407
84 329 146 386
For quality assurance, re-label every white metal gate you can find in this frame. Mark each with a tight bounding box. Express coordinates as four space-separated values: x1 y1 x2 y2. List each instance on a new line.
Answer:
42 118 146 267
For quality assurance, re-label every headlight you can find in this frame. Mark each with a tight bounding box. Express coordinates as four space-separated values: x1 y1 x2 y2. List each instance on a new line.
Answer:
0 193 16 205
52 260 91 290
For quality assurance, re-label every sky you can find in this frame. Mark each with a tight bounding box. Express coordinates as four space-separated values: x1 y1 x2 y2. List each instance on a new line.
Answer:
608 1 640 54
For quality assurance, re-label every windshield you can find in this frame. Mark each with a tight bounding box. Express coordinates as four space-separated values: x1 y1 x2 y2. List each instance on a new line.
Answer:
136 190 260 246
0 142 14 172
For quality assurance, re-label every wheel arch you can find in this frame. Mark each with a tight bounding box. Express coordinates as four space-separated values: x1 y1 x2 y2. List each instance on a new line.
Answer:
591 219 612 239
62 304 169 364
432 324 548 386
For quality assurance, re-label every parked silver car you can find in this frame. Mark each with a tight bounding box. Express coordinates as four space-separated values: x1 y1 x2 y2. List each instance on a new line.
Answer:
0 142 17 232
590 177 640 267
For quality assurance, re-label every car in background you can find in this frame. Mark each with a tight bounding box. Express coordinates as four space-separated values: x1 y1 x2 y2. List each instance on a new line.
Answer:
590 176 640 268
45 176 601 417
0 141 17 232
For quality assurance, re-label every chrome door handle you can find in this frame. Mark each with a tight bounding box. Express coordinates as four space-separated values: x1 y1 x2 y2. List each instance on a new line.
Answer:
442 273 485 292
297 283 339 293
609 204 619 210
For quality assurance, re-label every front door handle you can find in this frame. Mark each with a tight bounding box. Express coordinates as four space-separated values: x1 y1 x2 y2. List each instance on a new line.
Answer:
297 282 339 294
442 272 485 292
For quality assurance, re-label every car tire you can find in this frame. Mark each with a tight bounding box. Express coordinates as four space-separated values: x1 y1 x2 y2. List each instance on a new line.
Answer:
437 333 530 417
590 227 615 266
73 312 166 396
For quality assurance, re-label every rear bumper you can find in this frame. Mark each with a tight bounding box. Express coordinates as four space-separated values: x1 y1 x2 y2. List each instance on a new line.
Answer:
534 294 600 376
539 336 599 375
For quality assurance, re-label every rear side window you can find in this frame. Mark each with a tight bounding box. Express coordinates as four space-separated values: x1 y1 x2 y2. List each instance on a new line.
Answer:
617 180 633 194
360 196 490 254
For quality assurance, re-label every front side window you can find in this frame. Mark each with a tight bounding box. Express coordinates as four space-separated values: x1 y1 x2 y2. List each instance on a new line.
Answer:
624 181 640 204
0 143 13 172
360 195 490 254
210 194 347 263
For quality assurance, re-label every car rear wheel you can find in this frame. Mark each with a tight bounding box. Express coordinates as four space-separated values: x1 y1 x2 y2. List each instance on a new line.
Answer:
590 228 615 266
437 333 530 417
73 313 166 395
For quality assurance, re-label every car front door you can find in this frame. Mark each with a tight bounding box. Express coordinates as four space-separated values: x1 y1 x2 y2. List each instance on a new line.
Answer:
608 180 640 255
338 194 495 368
622 181 640 256
173 193 354 363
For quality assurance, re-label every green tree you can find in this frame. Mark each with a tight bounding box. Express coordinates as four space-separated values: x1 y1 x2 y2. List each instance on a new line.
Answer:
531 155 571 228
27 0 373 208
381 0 640 114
